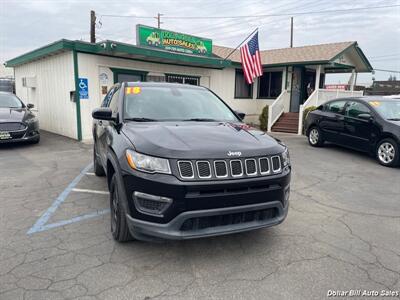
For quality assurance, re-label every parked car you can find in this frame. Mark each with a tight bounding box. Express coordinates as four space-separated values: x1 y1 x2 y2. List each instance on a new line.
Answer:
0 92 40 144
0 78 15 93
92 82 291 242
305 97 400 167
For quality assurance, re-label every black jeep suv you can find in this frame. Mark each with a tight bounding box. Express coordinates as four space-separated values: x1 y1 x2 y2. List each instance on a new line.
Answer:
92 82 291 242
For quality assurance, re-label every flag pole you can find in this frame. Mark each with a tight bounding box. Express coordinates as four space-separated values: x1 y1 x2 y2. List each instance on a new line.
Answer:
223 28 258 61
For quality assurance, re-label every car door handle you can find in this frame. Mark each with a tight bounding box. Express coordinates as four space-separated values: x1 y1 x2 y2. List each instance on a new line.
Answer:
99 120 103 125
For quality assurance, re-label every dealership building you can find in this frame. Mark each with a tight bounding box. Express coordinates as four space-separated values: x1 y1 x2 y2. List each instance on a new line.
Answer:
5 25 372 140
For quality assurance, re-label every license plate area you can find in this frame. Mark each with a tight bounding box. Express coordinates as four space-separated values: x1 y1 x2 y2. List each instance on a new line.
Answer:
0 131 11 140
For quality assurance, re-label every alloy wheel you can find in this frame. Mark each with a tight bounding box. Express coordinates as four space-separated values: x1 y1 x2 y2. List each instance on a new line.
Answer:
309 128 319 145
378 142 395 164
111 187 119 233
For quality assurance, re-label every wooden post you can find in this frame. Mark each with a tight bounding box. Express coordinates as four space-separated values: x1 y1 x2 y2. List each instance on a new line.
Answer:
90 10 96 43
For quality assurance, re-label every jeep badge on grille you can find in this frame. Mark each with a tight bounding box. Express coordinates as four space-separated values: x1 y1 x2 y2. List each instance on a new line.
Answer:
227 151 242 157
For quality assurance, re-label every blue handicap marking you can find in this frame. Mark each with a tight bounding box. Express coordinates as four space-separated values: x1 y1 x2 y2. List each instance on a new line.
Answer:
27 163 110 235
78 78 89 99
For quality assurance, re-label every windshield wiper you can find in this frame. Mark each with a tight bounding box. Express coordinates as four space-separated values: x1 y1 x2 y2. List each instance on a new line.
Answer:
387 118 400 121
183 118 218 122
125 117 158 122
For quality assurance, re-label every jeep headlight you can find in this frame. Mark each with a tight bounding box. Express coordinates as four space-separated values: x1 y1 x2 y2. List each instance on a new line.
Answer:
126 149 171 174
281 148 290 167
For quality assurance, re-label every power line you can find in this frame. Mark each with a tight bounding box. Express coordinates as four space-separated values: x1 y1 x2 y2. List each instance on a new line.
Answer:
370 57 400 62
374 68 400 74
369 53 400 59
100 14 154 19
163 4 400 19
97 4 399 21
192 0 323 36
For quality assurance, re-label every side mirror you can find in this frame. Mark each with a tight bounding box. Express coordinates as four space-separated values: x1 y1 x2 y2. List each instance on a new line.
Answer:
235 111 246 121
92 108 115 121
358 113 373 121
27 103 34 109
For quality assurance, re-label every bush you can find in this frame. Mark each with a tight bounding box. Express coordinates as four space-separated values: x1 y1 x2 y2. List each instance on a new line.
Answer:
302 106 317 134
259 105 269 131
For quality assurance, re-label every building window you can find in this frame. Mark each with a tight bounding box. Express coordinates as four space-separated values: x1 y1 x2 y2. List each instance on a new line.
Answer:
258 71 282 98
166 74 199 85
235 69 253 98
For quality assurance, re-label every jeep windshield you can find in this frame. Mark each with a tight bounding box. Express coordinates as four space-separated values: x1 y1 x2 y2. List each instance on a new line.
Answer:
124 85 239 122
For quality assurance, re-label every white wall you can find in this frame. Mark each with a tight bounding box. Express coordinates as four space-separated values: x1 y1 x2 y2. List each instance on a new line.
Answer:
14 52 77 139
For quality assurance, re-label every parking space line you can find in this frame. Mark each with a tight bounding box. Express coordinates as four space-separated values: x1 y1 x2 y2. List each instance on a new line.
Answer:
39 209 110 232
72 188 108 195
86 172 96 176
27 163 93 234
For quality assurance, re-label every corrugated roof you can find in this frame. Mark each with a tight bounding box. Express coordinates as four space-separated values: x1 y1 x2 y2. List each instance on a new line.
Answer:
213 41 355 65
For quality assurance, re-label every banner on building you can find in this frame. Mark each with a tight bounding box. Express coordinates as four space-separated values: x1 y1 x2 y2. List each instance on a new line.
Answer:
136 24 212 57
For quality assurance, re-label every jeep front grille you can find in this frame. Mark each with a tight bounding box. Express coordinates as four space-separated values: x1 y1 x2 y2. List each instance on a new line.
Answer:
177 156 282 180
178 161 194 178
214 160 228 178
197 161 211 178
230 160 243 177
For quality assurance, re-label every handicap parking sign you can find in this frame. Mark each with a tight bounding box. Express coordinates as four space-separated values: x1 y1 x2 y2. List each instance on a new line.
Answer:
78 78 89 99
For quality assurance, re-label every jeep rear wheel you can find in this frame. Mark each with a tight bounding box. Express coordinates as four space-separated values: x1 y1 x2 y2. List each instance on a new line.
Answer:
109 174 134 242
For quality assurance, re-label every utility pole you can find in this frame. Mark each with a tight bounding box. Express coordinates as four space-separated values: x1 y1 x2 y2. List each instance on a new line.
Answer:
90 10 96 43
155 13 163 29
290 17 293 48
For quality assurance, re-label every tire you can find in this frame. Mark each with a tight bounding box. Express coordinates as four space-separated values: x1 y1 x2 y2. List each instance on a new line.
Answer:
93 145 105 176
30 135 40 144
109 174 134 242
307 126 324 147
376 138 399 167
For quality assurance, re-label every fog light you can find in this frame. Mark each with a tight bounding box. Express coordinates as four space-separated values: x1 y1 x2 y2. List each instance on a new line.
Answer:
133 191 172 216
284 185 290 206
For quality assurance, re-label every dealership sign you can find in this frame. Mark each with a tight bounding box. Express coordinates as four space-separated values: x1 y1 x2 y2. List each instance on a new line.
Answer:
136 24 212 56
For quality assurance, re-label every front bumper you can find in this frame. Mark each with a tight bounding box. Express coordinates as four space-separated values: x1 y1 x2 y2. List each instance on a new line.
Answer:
0 123 39 144
0 131 40 143
121 163 291 240
126 200 288 240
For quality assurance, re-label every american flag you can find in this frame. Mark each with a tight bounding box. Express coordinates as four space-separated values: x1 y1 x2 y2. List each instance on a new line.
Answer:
240 32 263 84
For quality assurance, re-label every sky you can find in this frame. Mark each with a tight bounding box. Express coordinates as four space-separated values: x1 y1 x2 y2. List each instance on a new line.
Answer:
1 0 399 85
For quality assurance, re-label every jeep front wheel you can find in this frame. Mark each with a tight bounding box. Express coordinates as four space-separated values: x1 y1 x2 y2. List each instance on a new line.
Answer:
109 174 133 242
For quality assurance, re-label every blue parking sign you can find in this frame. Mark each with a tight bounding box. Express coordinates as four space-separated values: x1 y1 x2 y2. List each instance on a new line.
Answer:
78 78 89 99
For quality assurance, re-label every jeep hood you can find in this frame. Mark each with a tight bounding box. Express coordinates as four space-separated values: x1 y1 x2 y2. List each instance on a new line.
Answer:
123 122 285 159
